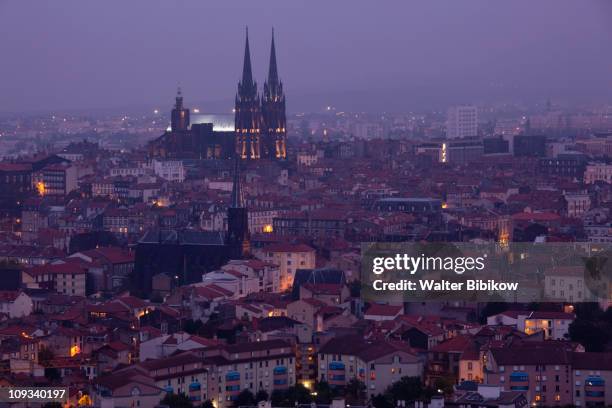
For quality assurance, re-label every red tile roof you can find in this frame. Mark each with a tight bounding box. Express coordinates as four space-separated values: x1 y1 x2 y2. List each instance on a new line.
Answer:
263 243 315 253
511 212 561 222
78 247 134 264
302 283 343 296
319 334 418 362
365 303 403 317
431 335 473 353
27 263 87 276
0 291 23 302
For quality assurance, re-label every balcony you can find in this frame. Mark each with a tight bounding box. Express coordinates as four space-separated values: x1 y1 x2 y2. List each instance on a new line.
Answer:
509 372 529 391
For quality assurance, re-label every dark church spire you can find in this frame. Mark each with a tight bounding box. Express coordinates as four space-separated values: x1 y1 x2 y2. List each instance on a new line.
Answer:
171 86 189 132
230 158 244 208
175 86 183 110
227 157 250 258
268 28 279 87
235 27 261 159
262 29 287 160
241 27 254 89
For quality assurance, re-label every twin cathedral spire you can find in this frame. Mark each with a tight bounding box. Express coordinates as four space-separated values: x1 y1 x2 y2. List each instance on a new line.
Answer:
235 28 287 160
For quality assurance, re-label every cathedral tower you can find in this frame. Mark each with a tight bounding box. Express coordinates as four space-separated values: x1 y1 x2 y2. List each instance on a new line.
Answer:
262 29 287 160
170 87 190 132
227 158 250 258
235 29 262 160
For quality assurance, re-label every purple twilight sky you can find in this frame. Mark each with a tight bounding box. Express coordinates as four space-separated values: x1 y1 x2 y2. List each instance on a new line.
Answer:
0 0 611 113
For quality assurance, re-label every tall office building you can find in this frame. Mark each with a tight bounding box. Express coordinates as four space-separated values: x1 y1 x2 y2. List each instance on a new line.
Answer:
446 105 478 139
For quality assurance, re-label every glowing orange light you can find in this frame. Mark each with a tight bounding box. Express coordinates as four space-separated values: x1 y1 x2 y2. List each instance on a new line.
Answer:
36 182 46 196
78 394 92 406
70 345 81 357
263 224 273 233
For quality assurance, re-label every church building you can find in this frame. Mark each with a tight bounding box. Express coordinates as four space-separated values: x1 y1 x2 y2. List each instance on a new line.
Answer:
148 29 287 161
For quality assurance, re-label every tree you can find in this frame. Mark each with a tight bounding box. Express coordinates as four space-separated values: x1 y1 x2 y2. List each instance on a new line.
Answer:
42 403 62 408
150 292 165 304
516 224 547 242
160 393 193 408
234 389 255 407
433 376 455 396
39 346 59 382
292 383 313 404
371 394 393 408
604 306 612 322
69 231 118 253
255 390 269 403
38 346 55 367
270 390 287 407
479 302 508 323
568 303 612 352
183 319 205 335
568 318 609 352
201 400 215 408
348 280 362 298
44 367 61 382
345 379 366 405
314 381 335 404
271 384 312 407
384 376 424 404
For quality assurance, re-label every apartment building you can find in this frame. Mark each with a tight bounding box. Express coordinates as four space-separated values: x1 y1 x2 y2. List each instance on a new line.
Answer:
572 352 612 407
201 259 280 297
192 339 295 407
31 162 77 197
152 159 185 182
22 262 87 297
544 267 590 303
317 335 422 397
485 347 612 406
100 339 295 408
485 347 573 406
446 105 478 139
0 291 34 318
487 310 575 340
254 243 316 291
584 163 612 184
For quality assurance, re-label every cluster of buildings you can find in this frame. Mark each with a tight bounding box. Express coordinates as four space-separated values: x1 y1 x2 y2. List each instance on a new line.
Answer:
1 32 612 408
148 30 287 161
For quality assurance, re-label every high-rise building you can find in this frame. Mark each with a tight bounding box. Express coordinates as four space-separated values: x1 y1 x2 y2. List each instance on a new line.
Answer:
446 105 478 139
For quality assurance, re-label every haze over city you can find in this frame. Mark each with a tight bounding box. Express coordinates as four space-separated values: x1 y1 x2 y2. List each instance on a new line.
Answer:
0 2 612 408
1 0 612 113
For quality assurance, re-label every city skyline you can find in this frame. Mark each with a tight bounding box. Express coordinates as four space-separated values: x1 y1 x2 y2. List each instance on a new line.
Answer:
0 0 611 113
0 2 611 407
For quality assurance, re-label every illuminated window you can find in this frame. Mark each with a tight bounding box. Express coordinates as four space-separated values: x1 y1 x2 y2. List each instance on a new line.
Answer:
70 345 81 357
